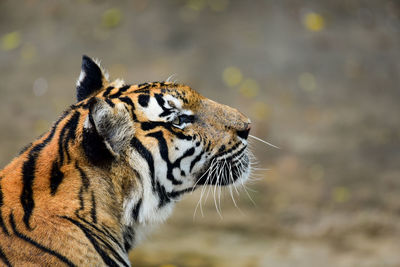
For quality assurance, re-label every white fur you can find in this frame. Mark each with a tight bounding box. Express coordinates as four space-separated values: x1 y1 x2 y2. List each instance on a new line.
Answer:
127 149 175 226
112 78 125 88
141 97 166 121
76 70 86 86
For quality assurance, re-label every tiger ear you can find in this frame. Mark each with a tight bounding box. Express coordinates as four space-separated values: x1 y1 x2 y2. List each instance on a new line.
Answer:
83 98 134 163
76 55 109 102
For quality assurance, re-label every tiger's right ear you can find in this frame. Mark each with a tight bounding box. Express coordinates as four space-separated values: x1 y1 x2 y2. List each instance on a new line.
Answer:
76 55 109 102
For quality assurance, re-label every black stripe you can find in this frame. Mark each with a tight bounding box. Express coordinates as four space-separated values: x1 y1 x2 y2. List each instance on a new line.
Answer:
132 199 142 221
61 216 128 267
147 131 182 185
50 160 64 195
159 110 172 117
76 216 124 253
21 146 49 229
221 146 247 163
74 100 91 110
130 137 156 191
64 112 80 162
119 97 137 121
109 90 122 99
138 94 150 107
102 86 114 97
133 88 150 94
76 186 85 216
216 142 241 157
190 151 205 172
156 181 170 208
119 85 130 92
122 226 135 252
154 93 165 106
0 246 12 267
20 111 69 230
75 162 89 216
174 147 195 168
9 213 76 267
0 183 9 235
137 83 149 90
217 145 226 154
141 122 192 141
75 162 90 190
205 141 211 152
119 96 134 108
105 98 115 107
90 191 97 224
154 93 173 117
58 112 80 165
167 187 195 199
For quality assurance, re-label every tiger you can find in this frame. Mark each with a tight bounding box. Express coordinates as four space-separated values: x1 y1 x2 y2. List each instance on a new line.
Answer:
0 55 251 266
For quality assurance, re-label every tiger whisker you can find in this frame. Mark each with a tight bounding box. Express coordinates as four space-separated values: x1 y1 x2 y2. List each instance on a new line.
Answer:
193 159 215 218
218 158 229 216
248 134 280 149
231 151 257 207
238 158 257 207
212 160 225 218
165 73 178 83
227 162 240 210
201 159 219 214
191 159 214 194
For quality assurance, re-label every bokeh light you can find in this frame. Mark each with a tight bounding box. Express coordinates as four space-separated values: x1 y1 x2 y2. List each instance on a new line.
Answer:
102 8 123 29
239 78 260 98
332 187 351 203
303 12 325 32
1 31 21 51
222 66 243 87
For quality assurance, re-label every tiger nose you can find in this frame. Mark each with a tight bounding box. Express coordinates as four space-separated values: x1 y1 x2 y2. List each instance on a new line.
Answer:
237 122 251 140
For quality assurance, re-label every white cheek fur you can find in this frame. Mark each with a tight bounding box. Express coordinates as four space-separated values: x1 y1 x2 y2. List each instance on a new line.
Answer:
141 97 166 121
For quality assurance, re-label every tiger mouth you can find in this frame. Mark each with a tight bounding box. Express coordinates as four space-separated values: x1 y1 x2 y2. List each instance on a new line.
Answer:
196 144 250 186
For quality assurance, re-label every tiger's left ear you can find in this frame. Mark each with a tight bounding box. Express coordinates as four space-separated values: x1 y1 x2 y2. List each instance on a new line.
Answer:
76 55 109 102
83 98 134 164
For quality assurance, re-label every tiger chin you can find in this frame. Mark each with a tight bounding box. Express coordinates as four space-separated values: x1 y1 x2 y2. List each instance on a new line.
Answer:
0 55 251 266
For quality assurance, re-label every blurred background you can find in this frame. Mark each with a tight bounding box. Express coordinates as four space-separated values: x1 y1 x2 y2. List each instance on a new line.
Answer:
1 0 399 266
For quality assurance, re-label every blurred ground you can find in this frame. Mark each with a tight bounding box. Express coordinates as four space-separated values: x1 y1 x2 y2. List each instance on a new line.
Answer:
1 0 399 266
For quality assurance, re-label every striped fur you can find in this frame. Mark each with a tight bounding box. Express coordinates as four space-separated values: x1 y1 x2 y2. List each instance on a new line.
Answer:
0 56 251 266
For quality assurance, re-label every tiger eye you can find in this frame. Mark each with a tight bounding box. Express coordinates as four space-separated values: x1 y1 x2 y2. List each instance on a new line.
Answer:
172 116 180 125
167 100 176 108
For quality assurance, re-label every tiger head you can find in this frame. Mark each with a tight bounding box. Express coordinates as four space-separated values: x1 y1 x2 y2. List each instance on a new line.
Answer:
76 56 251 223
